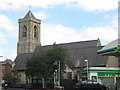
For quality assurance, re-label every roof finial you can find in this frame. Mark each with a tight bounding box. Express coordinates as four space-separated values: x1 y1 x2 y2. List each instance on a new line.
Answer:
29 5 31 11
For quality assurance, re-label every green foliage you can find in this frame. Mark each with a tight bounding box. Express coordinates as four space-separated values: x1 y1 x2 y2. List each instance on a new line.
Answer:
26 49 48 78
61 79 77 88
46 44 70 72
26 44 72 80
3 71 15 83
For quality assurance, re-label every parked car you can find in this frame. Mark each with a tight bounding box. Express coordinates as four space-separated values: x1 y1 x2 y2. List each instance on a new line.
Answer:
82 80 99 84
75 80 106 90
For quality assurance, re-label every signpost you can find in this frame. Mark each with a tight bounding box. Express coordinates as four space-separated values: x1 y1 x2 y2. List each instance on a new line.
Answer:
118 2 120 90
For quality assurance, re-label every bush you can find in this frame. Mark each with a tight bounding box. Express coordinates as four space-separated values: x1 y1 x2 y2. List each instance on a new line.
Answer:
9 84 25 88
61 79 77 88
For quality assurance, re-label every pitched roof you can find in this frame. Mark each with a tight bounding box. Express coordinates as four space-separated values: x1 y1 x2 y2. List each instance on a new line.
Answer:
97 38 120 56
100 39 119 51
24 10 35 19
14 53 33 70
14 40 108 71
68 46 107 67
36 39 100 51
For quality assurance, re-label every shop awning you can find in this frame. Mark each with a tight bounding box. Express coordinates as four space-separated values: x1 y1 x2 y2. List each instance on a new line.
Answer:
96 47 117 54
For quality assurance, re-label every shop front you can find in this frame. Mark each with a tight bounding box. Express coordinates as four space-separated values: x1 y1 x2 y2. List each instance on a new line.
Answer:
81 67 120 86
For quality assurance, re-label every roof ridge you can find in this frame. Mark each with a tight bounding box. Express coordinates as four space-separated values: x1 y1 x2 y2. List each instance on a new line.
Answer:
41 39 98 47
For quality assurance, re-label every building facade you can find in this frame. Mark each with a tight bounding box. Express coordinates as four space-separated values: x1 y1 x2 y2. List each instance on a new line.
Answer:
13 10 119 87
96 38 120 89
0 59 12 76
0 59 12 85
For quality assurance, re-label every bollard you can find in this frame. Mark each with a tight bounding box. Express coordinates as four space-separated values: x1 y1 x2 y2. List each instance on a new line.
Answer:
106 84 110 90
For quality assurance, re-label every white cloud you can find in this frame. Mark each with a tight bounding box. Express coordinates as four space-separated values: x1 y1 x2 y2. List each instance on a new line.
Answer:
0 52 3 57
81 26 117 41
0 15 15 32
0 14 17 37
0 32 7 45
34 11 48 20
0 0 117 11
103 15 110 19
0 0 76 10
0 0 26 10
41 23 117 45
110 15 118 28
41 23 81 45
5 50 17 61
0 49 17 61
77 0 118 11
0 39 7 45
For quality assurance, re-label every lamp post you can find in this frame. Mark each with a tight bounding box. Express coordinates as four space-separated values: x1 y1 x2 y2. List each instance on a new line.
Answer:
0 56 7 60
85 59 89 80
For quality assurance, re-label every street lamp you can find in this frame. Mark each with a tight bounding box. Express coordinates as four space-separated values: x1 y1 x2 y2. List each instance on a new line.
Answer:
0 56 7 60
85 59 89 80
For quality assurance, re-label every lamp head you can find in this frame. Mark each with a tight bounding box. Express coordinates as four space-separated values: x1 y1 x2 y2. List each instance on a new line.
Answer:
85 59 88 62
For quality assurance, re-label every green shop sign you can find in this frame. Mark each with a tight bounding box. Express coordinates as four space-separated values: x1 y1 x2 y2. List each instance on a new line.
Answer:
117 45 120 51
96 44 120 54
98 72 120 77
82 73 87 77
92 76 97 82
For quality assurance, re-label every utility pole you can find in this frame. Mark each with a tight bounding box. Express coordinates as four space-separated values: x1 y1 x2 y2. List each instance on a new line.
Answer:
85 59 89 80
42 78 45 88
58 61 60 86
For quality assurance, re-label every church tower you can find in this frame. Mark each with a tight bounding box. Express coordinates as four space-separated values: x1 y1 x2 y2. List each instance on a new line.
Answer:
17 10 41 55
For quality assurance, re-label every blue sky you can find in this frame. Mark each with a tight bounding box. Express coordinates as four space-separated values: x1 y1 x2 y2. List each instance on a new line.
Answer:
0 0 118 61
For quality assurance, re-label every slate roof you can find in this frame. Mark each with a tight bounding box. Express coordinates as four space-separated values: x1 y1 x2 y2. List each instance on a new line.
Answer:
14 53 33 71
68 46 107 67
24 10 35 18
14 39 108 71
36 39 100 50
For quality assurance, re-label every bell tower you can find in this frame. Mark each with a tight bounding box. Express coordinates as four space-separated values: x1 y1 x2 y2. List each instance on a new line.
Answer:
17 10 41 55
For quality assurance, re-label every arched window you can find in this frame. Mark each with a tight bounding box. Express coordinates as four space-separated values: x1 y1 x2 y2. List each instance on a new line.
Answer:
18 74 21 83
23 26 27 37
34 26 37 38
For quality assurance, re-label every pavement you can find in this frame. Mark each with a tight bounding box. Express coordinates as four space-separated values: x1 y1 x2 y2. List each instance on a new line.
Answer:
2 88 25 90
1 88 53 90
1 88 54 90
1 87 26 90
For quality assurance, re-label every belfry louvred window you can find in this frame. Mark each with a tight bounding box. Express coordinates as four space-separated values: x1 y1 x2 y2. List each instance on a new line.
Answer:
34 26 37 38
23 26 27 37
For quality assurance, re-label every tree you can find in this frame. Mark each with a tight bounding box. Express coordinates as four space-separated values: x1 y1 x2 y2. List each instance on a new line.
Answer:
26 49 48 79
3 71 16 84
46 43 72 75
26 43 72 81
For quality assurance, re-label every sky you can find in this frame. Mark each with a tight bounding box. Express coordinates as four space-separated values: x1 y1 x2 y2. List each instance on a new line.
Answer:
0 0 119 61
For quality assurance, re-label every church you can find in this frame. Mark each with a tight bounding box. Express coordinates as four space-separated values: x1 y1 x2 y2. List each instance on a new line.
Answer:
13 10 119 86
